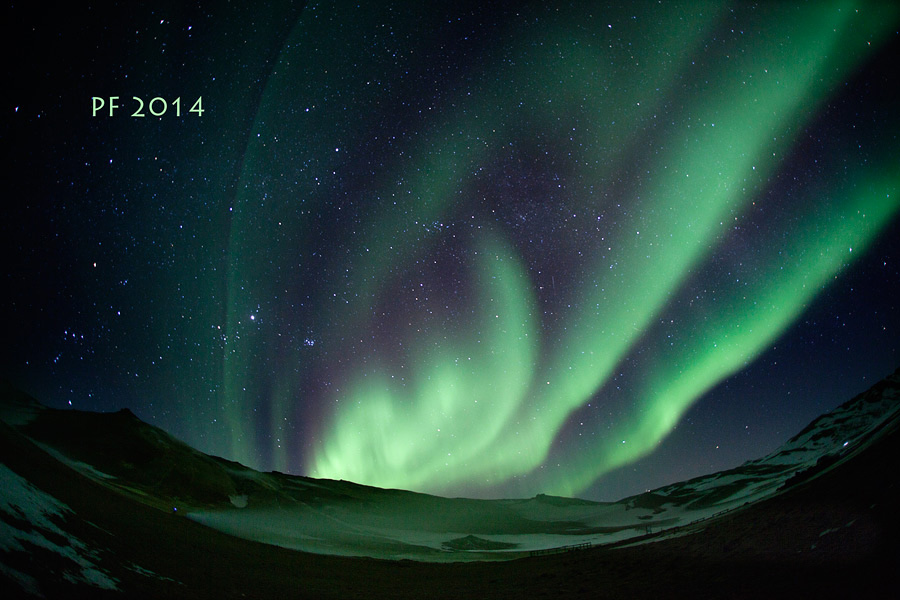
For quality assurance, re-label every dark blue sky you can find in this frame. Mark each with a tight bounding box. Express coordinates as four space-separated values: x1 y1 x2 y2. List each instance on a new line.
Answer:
4 1 899 501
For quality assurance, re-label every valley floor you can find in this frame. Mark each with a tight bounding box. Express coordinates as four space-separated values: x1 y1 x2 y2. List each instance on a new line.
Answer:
2 409 898 599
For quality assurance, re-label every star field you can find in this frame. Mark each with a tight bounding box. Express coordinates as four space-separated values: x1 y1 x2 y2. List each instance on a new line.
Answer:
4 1 899 501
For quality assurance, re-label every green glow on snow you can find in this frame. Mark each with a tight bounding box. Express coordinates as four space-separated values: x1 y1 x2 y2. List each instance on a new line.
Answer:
218 1 899 496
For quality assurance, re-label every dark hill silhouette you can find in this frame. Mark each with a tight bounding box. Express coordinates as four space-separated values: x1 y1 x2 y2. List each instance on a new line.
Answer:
1 368 898 598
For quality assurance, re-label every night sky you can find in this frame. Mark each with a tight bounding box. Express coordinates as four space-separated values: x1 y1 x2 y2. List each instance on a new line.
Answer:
4 1 899 502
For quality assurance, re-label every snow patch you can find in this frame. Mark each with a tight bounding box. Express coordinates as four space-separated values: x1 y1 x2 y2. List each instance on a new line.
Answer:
0 562 42 598
129 562 181 584
0 463 118 592
33 442 116 480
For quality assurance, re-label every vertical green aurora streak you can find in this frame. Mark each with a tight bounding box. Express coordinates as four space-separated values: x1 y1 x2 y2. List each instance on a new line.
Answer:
223 2 899 497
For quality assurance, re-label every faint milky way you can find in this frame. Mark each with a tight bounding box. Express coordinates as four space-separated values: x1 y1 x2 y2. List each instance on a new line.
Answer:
6 1 900 502
219 2 899 497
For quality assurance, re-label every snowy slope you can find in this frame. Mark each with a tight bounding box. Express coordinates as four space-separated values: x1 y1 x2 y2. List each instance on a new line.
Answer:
0 462 119 594
2 368 898 562
633 367 900 524
185 368 900 559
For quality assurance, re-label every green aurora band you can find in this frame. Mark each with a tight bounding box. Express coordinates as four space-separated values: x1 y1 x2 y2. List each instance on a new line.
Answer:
222 2 899 497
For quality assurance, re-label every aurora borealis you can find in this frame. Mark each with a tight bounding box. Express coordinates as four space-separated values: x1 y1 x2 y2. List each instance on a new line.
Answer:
6 1 900 501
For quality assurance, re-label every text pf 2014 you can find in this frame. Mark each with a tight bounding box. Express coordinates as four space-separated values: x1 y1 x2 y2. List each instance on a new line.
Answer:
91 96 204 117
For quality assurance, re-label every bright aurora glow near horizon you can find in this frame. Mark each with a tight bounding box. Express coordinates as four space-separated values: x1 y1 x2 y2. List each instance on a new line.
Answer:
5 1 900 501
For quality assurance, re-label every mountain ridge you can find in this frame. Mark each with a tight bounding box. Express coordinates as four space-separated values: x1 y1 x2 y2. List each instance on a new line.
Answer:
1 368 898 597
2 367 898 562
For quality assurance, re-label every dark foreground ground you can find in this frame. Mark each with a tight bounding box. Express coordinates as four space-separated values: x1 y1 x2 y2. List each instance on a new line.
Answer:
2 406 898 600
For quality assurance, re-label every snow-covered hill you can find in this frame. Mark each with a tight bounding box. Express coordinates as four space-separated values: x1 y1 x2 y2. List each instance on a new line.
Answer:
626 367 900 529
2 368 898 563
